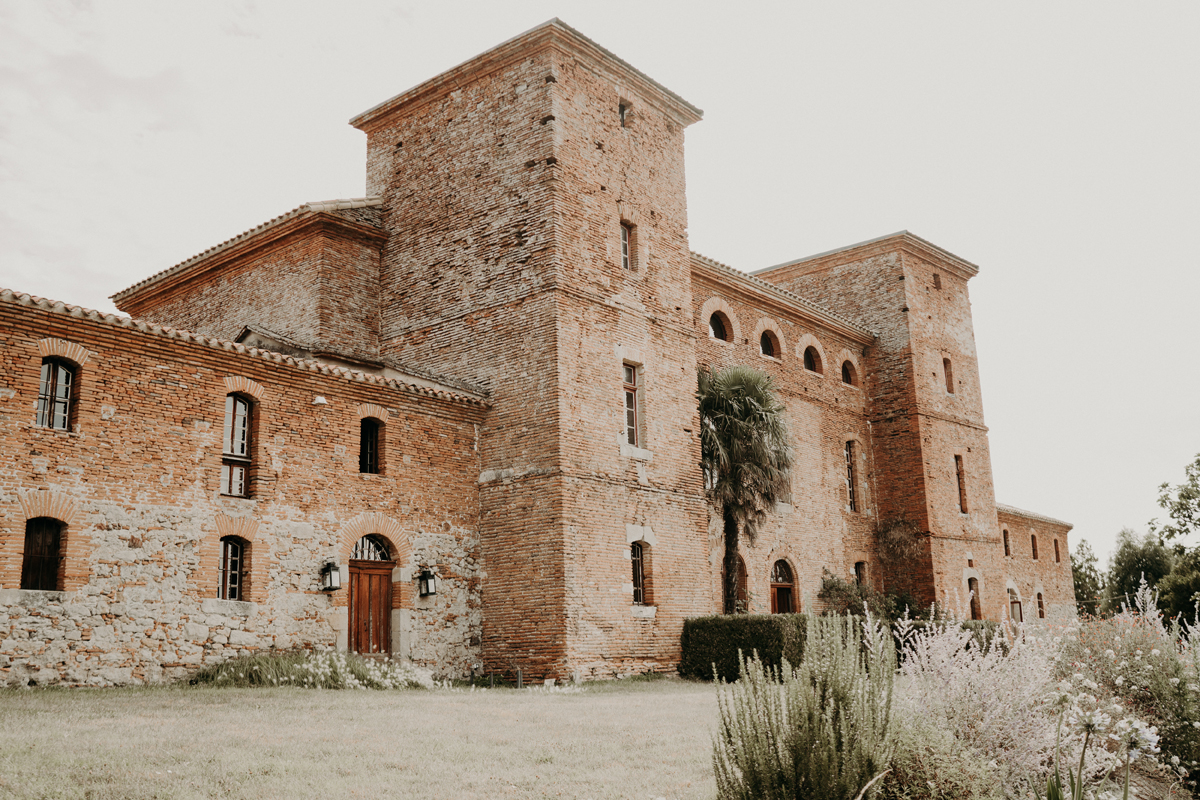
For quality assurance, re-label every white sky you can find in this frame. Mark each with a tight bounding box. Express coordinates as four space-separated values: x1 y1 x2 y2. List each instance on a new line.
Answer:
2 0 1197 564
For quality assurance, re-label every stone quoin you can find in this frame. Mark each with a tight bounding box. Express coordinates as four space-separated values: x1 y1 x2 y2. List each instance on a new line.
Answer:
0 19 1074 686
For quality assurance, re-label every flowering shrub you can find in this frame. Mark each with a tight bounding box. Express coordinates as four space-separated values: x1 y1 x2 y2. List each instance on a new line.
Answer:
187 649 435 690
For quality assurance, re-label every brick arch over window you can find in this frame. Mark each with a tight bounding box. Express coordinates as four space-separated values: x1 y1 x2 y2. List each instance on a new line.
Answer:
698 296 741 344
223 375 265 401
356 403 390 422
201 514 264 603
215 513 260 541
15 491 84 591
795 333 827 374
751 318 785 360
339 512 410 565
19 490 81 526
37 338 91 366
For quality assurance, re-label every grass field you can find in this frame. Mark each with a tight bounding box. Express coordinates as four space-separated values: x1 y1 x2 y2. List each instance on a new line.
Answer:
0 677 718 800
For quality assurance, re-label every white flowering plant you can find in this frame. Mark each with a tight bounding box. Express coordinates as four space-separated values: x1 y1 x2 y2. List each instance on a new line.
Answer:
187 649 435 690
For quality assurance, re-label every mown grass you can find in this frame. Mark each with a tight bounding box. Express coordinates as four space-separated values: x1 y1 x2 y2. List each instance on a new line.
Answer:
0 678 717 799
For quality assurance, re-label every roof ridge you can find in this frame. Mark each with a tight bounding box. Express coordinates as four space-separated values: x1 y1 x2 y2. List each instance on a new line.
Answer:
110 196 384 304
1 287 490 408
753 230 980 277
689 251 876 340
995 502 1073 530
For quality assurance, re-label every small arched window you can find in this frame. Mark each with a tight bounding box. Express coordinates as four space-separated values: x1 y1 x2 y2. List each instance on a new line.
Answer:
1037 592 1046 619
631 541 650 605
352 534 391 562
943 357 955 394
1053 539 1060 563
1008 588 1023 623
37 357 76 430
21 517 64 591
968 577 981 621
1003 529 1011 557
854 561 867 586
221 393 253 497
1031 534 1039 561
759 331 777 358
709 313 730 342
803 346 822 374
841 361 858 386
770 560 794 614
360 418 384 474
218 536 246 600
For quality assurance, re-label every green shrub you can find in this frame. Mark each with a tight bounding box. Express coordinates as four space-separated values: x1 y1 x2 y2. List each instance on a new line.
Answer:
186 650 434 690
679 614 806 682
712 614 895 800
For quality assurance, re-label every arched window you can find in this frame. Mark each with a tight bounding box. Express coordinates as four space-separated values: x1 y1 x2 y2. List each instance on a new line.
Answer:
770 560 794 614
218 536 246 600
709 313 730 342
968 577 981 621
1053 539 1060 563
360 418 383 474
21 517 63 591
352 534 390 561
221 394 253 497
759 331 777 358
1008 588 1023 623
631 541 651 605
36 358 76 430
854 561 868 586
841 361 858 386
803 346 822 373
1003 529 1011 557
1037 592 1046 619
1031 534 1039 561
943 357 955 394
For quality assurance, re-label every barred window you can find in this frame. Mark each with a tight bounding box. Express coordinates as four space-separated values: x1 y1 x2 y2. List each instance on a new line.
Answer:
352 534 390 561
631 541 648 605
36 358 75 430
218 537 245 601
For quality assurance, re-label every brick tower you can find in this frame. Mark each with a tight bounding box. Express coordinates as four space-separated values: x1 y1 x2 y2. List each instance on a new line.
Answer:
350 20 708 678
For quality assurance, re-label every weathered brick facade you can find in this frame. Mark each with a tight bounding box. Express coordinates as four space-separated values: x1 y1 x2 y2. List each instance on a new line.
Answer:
0 19 1074 686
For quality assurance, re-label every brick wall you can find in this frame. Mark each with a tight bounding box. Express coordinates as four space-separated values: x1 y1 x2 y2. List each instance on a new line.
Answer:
998 506 1076 626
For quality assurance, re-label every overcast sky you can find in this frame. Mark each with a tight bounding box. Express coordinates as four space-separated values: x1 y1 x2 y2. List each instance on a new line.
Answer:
2 0 1197 564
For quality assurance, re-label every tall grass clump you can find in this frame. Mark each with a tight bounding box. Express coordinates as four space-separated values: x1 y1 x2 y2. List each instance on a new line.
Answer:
186 649 435 690
713 613 895 800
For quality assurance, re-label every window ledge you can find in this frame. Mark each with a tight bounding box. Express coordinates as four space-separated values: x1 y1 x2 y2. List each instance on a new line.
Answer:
620 442 654 462
0 588 69 607
201 598 258 617
706 337 734 347
804 368 824 377
631 604 657 619
758 353 781 363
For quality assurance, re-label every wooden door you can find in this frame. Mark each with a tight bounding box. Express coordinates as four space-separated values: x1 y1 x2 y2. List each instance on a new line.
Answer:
349 560 394 655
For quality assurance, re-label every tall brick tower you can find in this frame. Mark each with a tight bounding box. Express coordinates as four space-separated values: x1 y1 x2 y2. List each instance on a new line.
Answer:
756 233 1004 616
350 20 708 678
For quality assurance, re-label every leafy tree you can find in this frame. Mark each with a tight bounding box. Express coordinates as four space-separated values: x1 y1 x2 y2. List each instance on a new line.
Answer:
1157 546 1200 621
698 366 792 615
1103 528 1174 614
1150 452 1200 542
1070 539 1105 615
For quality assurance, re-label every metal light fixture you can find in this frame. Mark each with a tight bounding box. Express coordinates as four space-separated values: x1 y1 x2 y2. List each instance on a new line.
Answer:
418 568 438 597
320 562 342 591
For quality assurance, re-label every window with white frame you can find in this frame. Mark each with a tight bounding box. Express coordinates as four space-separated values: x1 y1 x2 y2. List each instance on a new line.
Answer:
623 364 639 447
221 394 253 497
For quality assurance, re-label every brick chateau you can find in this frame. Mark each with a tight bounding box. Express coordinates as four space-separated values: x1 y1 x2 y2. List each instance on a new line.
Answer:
0 20 1075 686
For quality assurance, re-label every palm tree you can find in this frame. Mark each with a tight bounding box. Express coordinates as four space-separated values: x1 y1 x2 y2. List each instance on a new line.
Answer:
698 365 793 614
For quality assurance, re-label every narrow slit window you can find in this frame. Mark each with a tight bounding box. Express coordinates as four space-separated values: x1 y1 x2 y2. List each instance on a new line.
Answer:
1008 588 1023 623
631 541 647 605
618 100 629 127
955 455 968 513
845 441 858 512
620 223 633 270
1003 529 1011 557
968 577 981 620
854 561 867 587
218 537 244 600
943 357 955 394
1037 592 1046 618
359 418 382 474
933 273 942 289
221 394 252 497
1053 539 1060 563
1031 534 1039 561
623 364 639 447
36 358 75 430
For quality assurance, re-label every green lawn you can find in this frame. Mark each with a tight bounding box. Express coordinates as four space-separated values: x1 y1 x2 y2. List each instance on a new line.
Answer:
0 678 718 799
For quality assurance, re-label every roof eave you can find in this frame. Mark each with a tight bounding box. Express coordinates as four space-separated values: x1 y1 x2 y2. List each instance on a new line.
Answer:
754 231 981 283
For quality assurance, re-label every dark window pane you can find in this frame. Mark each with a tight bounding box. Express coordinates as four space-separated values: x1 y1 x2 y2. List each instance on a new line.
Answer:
21 518 62 591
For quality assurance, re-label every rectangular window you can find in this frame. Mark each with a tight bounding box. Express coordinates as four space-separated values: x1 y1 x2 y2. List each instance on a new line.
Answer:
623 364 639 447
360 418 381 474
845 441 857 512
36 358 75 430
218 537 243 600
854 561 867 587
955 454 968 513
631 541 646 605
620 223 633 270
221 394 252 497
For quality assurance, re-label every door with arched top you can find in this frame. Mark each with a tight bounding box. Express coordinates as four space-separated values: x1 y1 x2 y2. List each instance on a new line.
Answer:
349 534 394 655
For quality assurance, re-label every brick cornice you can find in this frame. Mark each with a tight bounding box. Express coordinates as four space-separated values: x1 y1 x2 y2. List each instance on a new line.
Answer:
753 231 981 284
350 18 703 132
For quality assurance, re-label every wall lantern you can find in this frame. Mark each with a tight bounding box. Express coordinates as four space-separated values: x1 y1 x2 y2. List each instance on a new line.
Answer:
418 568 438 597
320 562 342 591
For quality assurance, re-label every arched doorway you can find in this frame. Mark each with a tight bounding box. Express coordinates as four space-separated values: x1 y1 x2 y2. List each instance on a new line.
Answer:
770 560 794 614
349 534 395 655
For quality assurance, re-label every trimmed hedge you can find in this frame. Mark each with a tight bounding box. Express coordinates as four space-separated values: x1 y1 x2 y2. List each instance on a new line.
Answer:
681 615 1003 682
679 613 807 682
